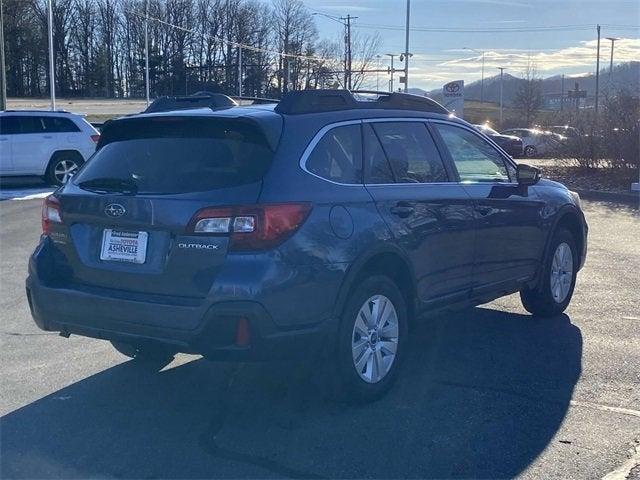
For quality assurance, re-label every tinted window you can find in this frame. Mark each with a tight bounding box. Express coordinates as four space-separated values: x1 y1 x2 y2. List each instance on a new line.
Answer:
306 124 362 184
0 116 45 134
18 117 46 134
371 122 448 184
363 124 394 184
74 117 274 194
42 116 80 133
0 116 21 135
434 123 510 183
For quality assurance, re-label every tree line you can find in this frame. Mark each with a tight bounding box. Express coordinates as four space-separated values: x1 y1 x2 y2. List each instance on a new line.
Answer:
3 0 380 99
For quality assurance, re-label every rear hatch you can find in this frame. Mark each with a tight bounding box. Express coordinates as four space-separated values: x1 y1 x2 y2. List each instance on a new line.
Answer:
52 114 278 299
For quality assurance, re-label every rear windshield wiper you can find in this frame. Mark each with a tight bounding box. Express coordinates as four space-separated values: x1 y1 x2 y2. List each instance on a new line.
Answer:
77 177 138 194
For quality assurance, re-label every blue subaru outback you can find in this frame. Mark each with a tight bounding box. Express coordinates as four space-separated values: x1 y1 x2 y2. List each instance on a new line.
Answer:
26 90 588 402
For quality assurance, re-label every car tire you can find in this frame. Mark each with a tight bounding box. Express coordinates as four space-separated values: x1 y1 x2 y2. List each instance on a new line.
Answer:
327 275 408 403
45 152 84 186
524 145 538 158
110 340 175 366
520 228 578 318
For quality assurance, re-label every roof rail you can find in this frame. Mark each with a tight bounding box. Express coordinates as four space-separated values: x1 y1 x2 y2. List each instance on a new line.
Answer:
274 89 449 115
143 93 237 113
2 109 72 114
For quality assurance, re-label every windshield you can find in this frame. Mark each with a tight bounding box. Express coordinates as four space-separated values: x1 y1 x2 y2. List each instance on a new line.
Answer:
74 117 273 194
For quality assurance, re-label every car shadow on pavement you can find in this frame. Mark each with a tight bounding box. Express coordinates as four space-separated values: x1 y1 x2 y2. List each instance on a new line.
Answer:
1 306 582 479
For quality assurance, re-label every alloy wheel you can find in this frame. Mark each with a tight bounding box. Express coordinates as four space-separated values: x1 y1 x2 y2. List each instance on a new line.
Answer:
53 159 79 184
550 242 573 303
351 294 399 383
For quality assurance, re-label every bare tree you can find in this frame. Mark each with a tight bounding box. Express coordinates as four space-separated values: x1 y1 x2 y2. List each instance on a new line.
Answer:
513 58 544 126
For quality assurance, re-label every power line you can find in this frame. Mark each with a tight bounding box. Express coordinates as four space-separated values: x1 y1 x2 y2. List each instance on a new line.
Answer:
356 23 603 33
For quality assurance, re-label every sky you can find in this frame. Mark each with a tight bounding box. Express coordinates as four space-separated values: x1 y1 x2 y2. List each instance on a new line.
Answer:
303 0 640 90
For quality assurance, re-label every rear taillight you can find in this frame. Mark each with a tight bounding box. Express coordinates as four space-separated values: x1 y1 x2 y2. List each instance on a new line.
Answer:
42 195 62 234
188 203 312 251
90 134 100 143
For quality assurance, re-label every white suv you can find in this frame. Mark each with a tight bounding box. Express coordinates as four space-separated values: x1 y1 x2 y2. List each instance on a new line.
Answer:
0 110 100 185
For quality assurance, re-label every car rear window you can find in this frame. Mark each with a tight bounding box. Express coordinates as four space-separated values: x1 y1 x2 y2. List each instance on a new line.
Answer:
74 117 274 194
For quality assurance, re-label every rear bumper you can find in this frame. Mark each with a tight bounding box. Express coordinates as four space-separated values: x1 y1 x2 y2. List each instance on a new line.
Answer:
26 276 337 360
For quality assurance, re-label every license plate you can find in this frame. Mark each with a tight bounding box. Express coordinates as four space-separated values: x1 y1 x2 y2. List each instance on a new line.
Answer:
100 229 148 264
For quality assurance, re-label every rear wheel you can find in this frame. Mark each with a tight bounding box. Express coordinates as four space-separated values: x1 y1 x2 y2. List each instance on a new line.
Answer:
520 228 578 317
329 275 408 403
110 340 175 366
45 152 84 186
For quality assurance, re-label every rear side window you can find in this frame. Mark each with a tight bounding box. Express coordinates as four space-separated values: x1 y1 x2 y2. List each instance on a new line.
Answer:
42 116 80 133
434 123 510 183
305 124 362 184
370 122 448 184
74 117 274 194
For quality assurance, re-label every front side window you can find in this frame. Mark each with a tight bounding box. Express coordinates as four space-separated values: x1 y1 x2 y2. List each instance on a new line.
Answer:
0 116 21 135
306 124 362 184
369 121 448 184
434 123 510 183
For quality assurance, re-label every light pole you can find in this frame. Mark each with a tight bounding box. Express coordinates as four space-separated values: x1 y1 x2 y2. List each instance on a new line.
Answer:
464 47 485 103
376 54 381 91
47 0 56 111
498 67 506 128
403 0 411 92
0 0 6 110
606 37 619 84
144 0 150 106
386 53 397 92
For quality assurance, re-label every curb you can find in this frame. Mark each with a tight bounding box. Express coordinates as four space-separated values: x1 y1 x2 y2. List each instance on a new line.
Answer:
574 189 639 206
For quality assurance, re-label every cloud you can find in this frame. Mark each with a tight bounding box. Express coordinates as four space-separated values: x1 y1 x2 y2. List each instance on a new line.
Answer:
403 37 640 89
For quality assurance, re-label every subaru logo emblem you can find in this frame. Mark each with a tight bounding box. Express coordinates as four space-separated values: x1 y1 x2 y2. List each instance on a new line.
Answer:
105 203 126 218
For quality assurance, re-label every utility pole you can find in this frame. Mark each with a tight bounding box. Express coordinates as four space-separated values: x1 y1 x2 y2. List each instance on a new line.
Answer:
341 14 356 89
403 0 411 92
560 74 565 111
595 24 601 114
238 46 242 96
144 0 150 106
386 54 397 92
47 0 56 111
606 37 619 85
0 0 7 111
498 67 506 128
376 55 381 91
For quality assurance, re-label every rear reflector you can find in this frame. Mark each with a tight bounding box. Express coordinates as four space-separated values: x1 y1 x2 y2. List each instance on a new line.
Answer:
42 195 62 234
235 318 251 347
188 203 312 251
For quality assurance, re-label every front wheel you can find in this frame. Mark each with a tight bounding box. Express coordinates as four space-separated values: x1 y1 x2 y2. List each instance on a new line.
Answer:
520 228 578 317
330 275 409 403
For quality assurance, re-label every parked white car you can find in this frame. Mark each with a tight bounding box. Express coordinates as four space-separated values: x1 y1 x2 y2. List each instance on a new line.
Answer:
500 128 562 158
0 110 99 185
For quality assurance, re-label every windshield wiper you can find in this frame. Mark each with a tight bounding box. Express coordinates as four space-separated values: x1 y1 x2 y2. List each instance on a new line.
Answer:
77 177 138 194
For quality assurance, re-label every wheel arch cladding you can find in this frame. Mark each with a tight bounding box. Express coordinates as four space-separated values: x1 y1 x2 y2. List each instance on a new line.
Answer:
555 211 585 267
335 250 416 324
49 149 85 164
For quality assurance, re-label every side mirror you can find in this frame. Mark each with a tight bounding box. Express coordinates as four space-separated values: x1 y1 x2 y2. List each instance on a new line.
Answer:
516 164 541 186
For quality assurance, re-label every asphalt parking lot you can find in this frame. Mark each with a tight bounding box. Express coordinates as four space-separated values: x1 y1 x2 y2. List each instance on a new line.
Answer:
1 189 638 479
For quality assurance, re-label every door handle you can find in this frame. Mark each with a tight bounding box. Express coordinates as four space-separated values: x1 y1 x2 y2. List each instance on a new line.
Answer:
0 138 8 142
390 203 414 218
43 135 53 139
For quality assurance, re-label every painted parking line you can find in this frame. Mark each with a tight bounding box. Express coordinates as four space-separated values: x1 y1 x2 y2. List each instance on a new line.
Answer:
0 189 54 201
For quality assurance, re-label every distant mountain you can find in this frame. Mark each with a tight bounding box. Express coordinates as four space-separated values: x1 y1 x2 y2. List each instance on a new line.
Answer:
418 62 639 107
